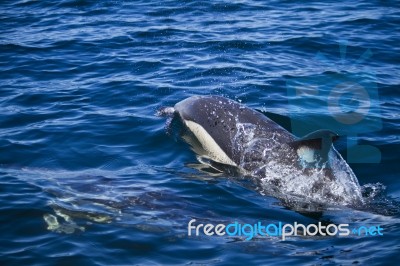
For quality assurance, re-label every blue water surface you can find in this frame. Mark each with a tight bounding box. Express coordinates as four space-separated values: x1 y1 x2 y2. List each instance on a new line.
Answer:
1 0 399 265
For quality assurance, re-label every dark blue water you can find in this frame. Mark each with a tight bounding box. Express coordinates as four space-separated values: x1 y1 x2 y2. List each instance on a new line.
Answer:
1 0 399 265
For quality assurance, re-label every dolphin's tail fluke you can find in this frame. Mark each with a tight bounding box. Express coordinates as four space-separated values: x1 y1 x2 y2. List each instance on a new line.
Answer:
156 106 176 117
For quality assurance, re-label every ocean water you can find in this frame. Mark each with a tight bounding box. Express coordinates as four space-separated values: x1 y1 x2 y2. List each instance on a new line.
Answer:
1 0 399 265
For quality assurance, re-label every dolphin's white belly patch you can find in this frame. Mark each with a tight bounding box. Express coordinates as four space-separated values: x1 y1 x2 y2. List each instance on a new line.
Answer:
184 120 237 166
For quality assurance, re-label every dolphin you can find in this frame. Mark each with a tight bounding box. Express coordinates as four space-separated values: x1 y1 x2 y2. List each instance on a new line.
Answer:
158 95 363 205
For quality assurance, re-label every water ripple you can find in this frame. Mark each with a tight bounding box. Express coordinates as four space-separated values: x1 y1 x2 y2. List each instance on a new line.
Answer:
1 0 399 264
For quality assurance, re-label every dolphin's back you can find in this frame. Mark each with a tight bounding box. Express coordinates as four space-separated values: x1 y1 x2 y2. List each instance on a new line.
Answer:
174 95 294 165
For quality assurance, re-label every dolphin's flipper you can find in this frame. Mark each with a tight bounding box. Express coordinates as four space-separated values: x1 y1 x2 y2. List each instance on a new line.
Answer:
289 130 339 167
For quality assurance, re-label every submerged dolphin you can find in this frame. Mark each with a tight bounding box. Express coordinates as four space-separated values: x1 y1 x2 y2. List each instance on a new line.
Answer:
158 95 363 205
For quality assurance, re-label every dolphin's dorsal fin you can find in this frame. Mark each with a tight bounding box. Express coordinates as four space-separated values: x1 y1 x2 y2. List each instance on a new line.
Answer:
289 130 339 166
290 130 339 150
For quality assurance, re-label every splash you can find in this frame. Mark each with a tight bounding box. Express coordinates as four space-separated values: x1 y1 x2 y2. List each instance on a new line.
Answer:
231 122 364 206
